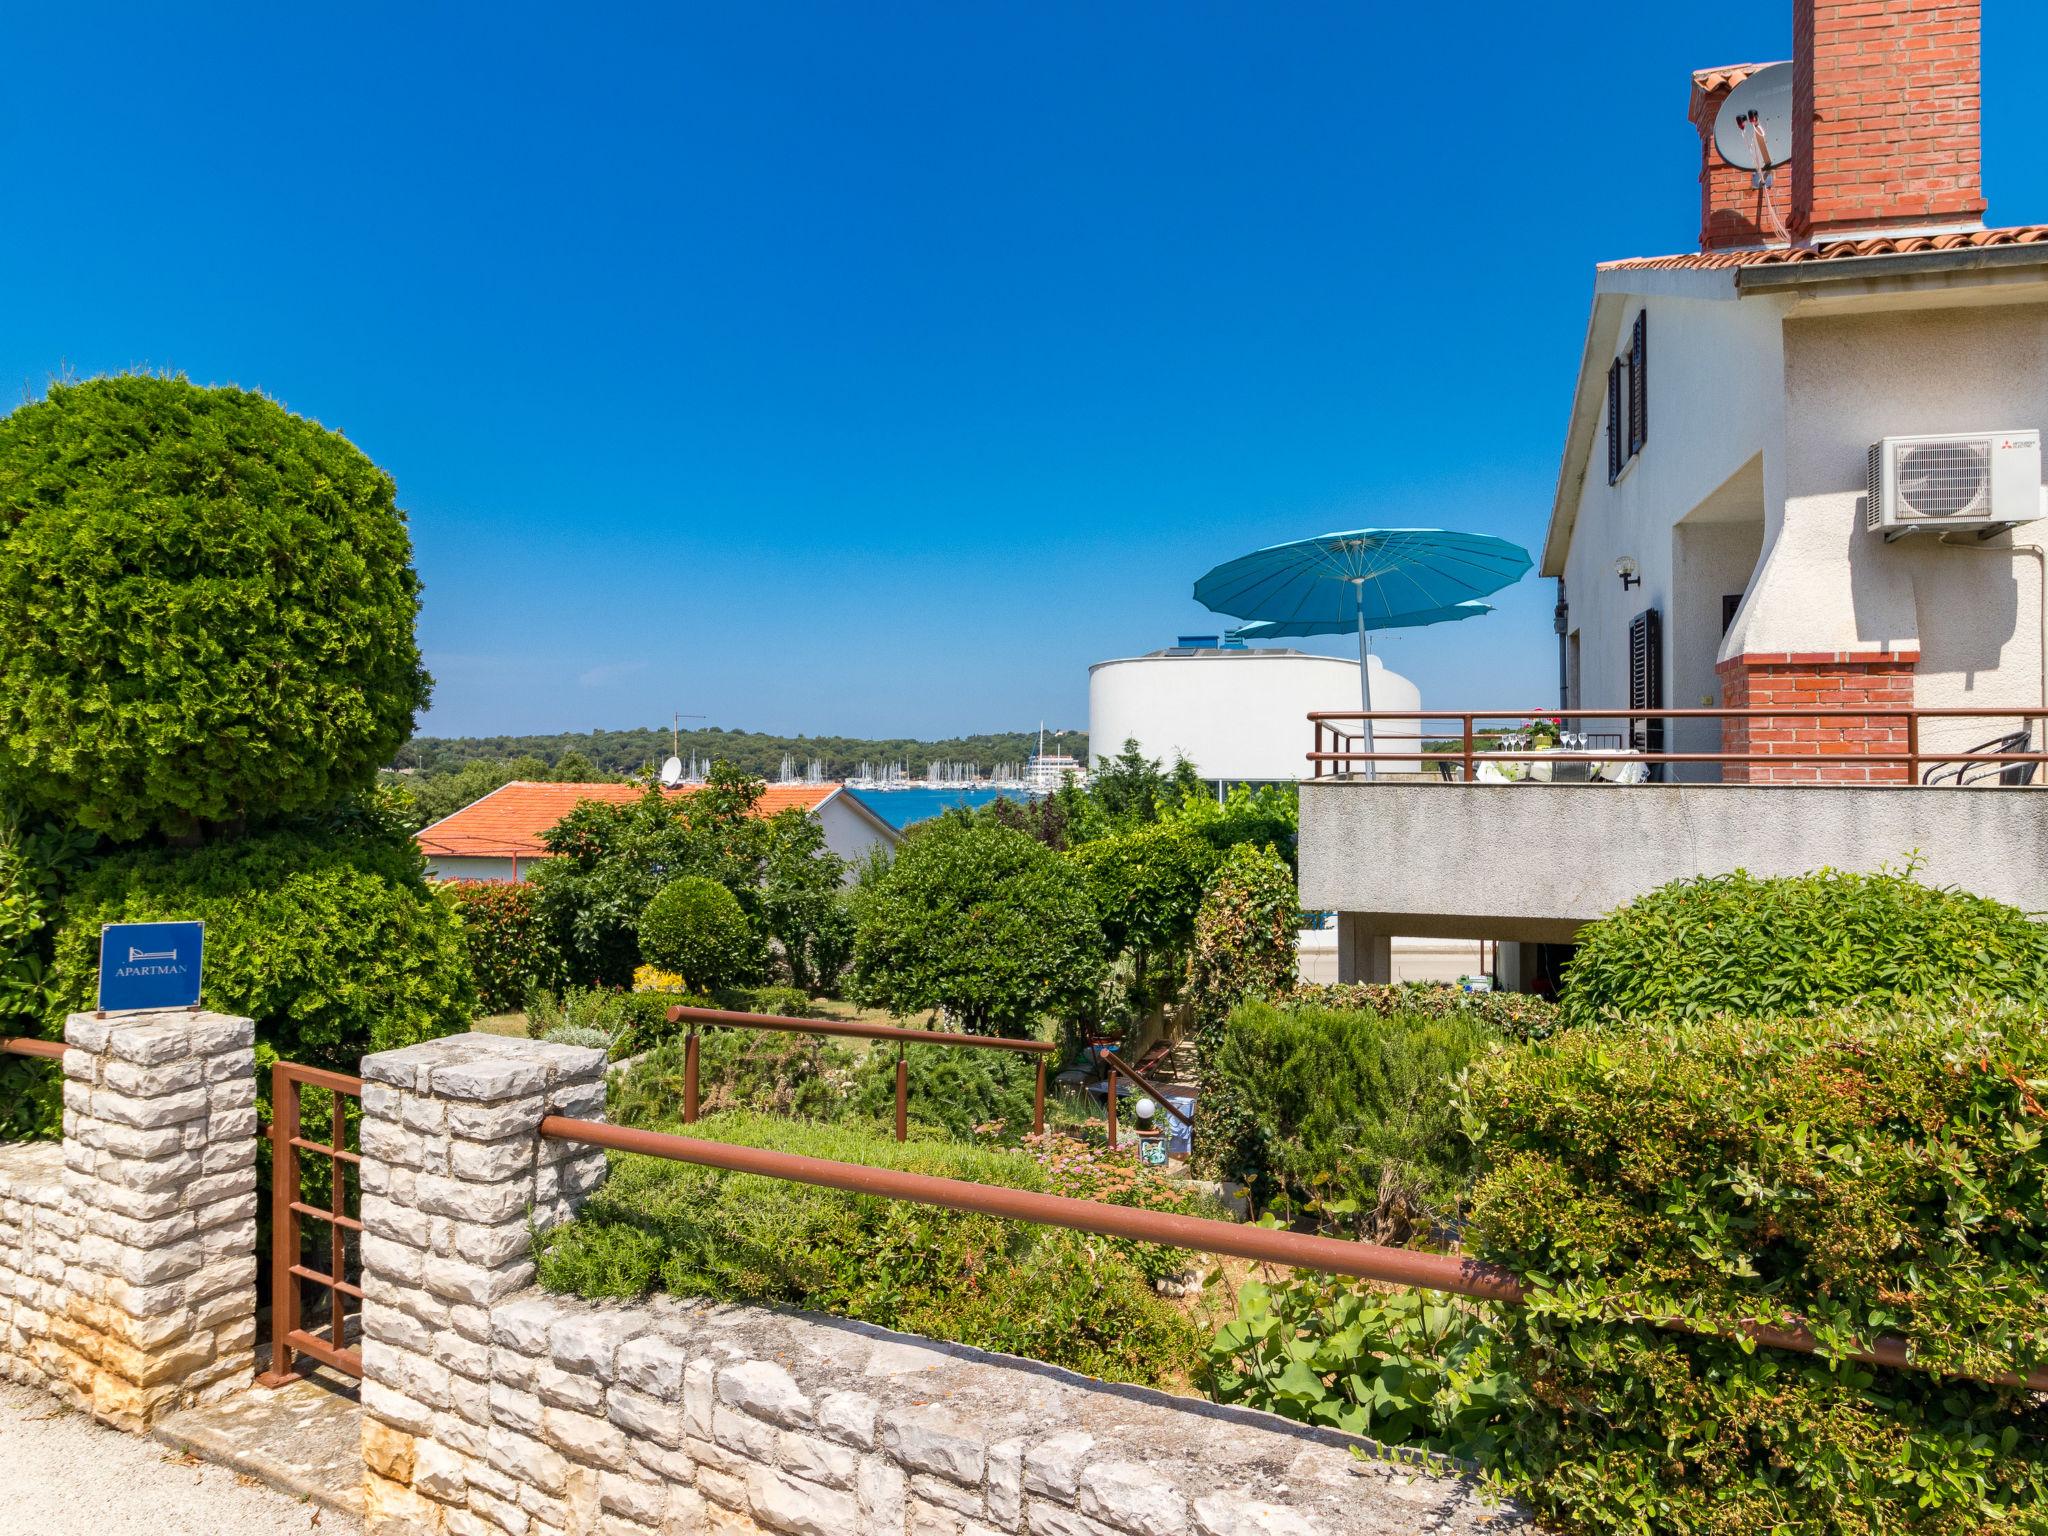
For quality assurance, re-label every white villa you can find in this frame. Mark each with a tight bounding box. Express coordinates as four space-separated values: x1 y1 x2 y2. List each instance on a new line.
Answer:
1298 0 2048 991
417 781 899 885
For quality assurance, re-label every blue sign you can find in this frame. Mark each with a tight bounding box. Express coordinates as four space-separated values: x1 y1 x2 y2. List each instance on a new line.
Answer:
97 921 205 1013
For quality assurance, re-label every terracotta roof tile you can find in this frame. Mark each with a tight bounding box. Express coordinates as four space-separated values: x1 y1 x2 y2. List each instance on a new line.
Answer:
1690 62 1771 97
417 780 848 859
1599 224 2048 274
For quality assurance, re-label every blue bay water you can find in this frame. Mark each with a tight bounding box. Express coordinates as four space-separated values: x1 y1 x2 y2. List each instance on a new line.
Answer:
845 787 1039 829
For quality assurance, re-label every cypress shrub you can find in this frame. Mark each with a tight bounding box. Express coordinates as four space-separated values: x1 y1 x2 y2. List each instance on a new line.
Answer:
1211 998 1496 1241
0 376 429 840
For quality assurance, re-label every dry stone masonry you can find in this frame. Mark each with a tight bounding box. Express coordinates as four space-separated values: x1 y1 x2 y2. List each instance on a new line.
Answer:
357 1033 1532 1536
0 1009 258 1428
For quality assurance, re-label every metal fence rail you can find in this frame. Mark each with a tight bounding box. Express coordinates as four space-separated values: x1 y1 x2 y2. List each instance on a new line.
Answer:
258 1060 364 1385
667 1005 1056 1140
1310 706 2048 782
538 1112 2048 1395
0 1037 66 1060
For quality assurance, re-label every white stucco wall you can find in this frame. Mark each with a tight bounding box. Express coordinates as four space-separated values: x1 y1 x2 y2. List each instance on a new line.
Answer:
1559 287 1786 739
814 792 899 869
1557 285 2048 768
1088 650 1421 781
1735 302 2048 755
427 800 895 886
425 854 519 883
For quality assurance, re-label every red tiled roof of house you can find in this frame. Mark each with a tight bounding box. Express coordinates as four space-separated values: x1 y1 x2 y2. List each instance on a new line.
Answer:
417 781 848 859
1600 224 2048 273
1690 62 1769 97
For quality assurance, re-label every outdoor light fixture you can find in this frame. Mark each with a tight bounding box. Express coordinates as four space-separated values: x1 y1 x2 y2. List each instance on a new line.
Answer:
1613 556 1642 591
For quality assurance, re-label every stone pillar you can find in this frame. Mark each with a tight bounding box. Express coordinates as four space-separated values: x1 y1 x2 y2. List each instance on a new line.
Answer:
56 1008 259 1429
355 1032 607 1536
1336 913 1394 984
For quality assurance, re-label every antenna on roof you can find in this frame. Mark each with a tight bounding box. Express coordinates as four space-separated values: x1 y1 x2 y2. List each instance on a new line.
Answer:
659 756 684 788
1714 62 1794 242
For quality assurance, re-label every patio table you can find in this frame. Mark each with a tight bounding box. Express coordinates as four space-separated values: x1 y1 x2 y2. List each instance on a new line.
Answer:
1475 748 1647 785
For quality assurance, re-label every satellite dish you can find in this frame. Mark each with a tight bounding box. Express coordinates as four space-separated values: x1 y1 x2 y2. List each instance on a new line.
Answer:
1715 61 1794 172
659 756 684 788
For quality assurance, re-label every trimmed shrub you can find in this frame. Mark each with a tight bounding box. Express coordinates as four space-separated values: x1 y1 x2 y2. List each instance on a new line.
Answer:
1068 820 1222 969
850 818 1105 1037
533 1111 1202 1387
0 376 429 839
1185 843 1297 1170
1558 865 2048 1028
638 876 760 995
1459 1008 2048 1533
1290 981 1560 1043
47 827 473 1073
1210 998 1497 1241
445 880 564 1015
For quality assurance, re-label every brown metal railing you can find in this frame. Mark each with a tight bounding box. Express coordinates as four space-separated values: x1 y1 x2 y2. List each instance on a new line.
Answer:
0 1037 66 1061
668 1005 1055 1141
258 1061 364 1385
1309 707 2048 783
537 1112 2048 1394
1098 1048 1193 1151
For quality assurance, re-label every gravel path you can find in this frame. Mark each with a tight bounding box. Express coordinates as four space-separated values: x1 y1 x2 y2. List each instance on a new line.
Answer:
0 1382 356 1536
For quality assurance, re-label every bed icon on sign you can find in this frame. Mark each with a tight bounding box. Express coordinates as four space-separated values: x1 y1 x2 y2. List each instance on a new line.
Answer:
97 921 206 1014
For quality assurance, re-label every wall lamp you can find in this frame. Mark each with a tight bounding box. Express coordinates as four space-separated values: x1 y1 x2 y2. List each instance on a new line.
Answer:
1613 556 1642 591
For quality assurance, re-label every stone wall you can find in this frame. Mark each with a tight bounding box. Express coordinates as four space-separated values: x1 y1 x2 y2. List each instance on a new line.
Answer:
357 1033 1531 1536
0 1010 259 1429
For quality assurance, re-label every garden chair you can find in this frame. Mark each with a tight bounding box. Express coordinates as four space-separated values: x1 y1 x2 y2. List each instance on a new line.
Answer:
1920 728 2040 787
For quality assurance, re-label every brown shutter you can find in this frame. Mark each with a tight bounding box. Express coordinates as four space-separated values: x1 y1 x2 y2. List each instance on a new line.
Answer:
1628 311 1648 456
1607 360 1623 484
1629 607 1664 775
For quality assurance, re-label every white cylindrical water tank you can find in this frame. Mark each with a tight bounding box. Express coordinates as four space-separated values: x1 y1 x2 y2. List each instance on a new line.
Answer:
1087 644 1423 782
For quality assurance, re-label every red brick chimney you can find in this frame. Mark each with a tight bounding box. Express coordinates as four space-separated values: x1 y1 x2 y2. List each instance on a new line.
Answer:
1791 0 1987 243
1689 65 1786 251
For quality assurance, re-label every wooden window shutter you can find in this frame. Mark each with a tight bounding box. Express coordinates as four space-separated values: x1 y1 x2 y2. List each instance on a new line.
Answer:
1629 607 1664 771
1607 360 1623 484
1628 311 1648 456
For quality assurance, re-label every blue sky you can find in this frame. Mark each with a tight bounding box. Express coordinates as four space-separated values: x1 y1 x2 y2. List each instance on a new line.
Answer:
9 3 2046 742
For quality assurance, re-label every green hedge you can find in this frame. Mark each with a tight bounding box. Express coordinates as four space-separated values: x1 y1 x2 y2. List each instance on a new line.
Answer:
1558 866 2048 1028
533 1111 1201 1387
445 880 563 1015
1460 1008 2048 1533
48 826 474 1073
1209 998 1497 1240
1288 981 1561 1042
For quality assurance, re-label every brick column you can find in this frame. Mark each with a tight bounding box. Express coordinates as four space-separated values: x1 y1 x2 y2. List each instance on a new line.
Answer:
1717 651 1920 783
355 1033 607 1536
56 1008 259 1429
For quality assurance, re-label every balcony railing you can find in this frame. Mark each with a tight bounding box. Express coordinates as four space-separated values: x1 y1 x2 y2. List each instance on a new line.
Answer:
1308 708 2048 785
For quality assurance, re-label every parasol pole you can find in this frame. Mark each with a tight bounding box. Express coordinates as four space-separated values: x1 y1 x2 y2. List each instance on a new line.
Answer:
1353 579 1376 781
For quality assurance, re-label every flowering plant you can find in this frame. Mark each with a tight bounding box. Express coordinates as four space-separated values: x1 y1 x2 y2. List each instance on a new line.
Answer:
1519 716 1563 748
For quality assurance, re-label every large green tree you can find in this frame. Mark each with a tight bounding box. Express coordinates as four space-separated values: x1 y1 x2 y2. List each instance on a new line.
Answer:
0 375 430 839
850 818 1105 1036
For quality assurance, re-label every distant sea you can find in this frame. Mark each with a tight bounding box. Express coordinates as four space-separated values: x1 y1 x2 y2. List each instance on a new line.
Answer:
846 786 1039 829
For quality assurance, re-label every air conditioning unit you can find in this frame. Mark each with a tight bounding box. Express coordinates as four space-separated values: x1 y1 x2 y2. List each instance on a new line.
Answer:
1866 430 2042 538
